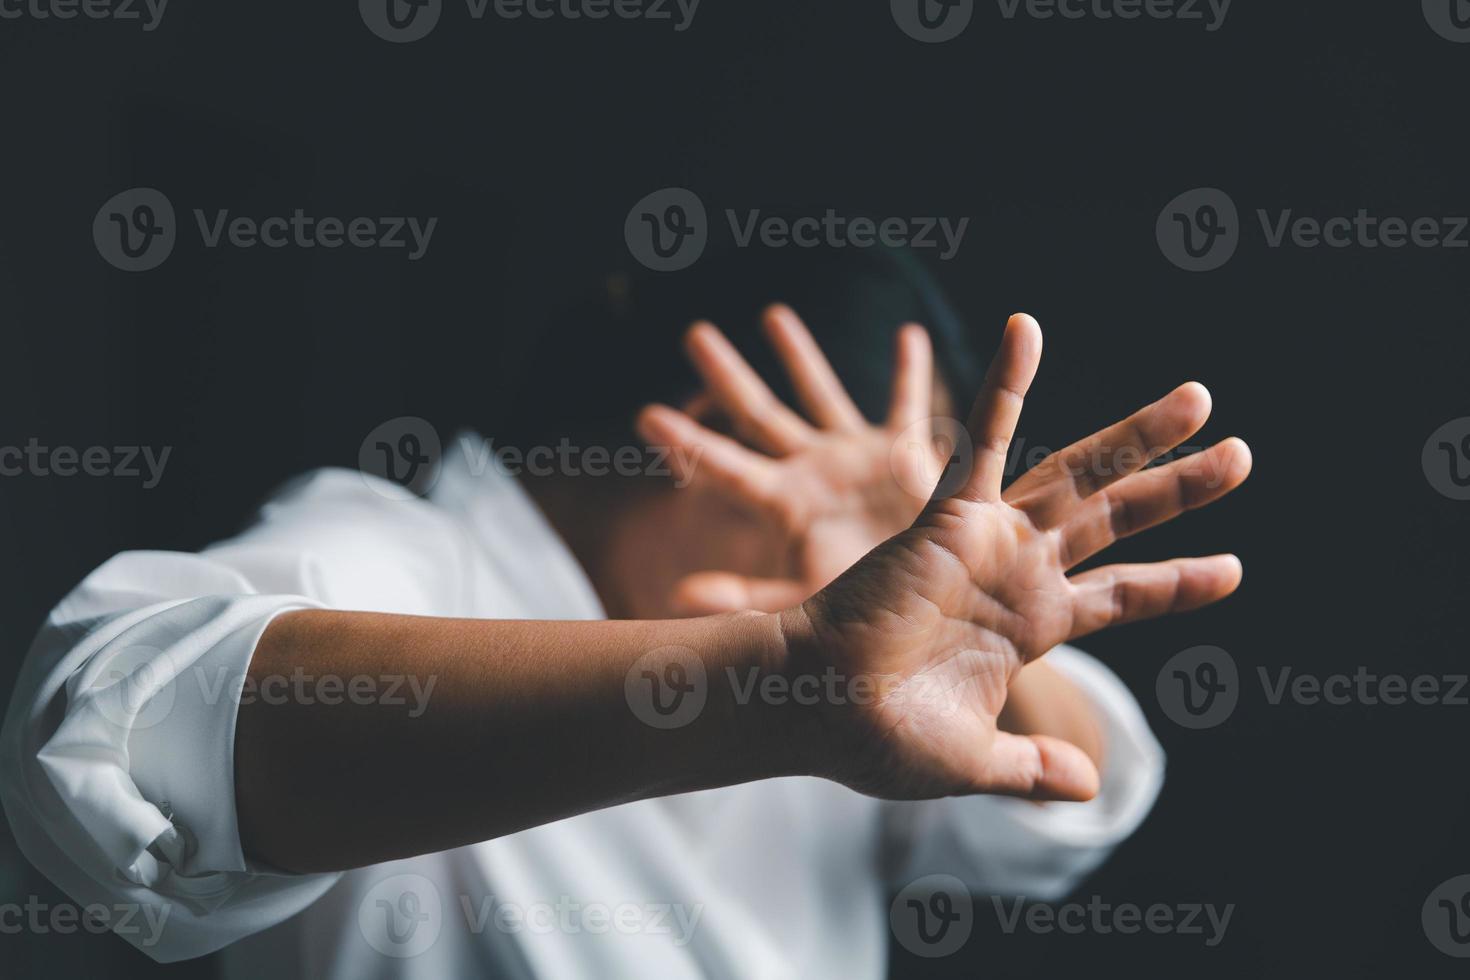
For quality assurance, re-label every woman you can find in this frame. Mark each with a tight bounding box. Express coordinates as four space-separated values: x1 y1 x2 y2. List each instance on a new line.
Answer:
0 249 1249 977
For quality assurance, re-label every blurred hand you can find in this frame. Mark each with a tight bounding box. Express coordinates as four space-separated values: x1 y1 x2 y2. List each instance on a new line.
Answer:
637 304 947 615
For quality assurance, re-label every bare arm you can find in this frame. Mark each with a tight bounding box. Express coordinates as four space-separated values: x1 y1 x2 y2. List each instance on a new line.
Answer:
235 609 798 872
236 314 1249 875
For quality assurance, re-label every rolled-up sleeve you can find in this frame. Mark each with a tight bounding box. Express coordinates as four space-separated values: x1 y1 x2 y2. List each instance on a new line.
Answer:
882 644 1165 899
0 551 339 961
0 467 517 961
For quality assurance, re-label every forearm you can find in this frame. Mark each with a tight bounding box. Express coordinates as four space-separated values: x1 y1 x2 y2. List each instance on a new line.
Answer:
235 608 800 873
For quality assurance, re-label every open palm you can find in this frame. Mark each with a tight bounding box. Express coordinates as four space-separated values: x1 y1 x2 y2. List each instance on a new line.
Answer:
779 314 1251 803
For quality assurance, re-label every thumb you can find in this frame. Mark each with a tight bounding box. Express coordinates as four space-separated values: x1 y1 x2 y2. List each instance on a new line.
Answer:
969 732 1100 802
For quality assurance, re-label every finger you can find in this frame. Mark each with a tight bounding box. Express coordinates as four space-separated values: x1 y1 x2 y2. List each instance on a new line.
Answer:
1059 438 1252 569
685 321 813 455
969 732 1099 802
887 324 935 433
1067 554 1244 640
670 572 813 616
762 305 866 431
1007 381 1214 527
636 404 780 505
958 314 1043 501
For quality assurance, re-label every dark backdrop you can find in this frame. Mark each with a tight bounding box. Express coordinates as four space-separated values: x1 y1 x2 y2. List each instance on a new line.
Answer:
1 2 1468 977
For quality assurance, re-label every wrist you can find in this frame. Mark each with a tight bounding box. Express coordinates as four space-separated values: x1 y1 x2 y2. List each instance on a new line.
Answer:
693 607 832 782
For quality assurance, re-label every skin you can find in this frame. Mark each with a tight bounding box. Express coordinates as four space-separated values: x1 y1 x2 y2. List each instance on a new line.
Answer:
236 313 1251 873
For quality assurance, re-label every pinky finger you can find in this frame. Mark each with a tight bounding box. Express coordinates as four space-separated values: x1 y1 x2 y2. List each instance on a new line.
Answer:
1067 555 1243 641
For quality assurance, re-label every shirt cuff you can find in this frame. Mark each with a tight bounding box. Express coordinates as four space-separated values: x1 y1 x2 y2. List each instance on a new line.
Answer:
36 593 320 885
984 644 1167 850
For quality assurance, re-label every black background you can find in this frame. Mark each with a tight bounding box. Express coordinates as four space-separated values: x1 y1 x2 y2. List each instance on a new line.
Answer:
2 1 1469 977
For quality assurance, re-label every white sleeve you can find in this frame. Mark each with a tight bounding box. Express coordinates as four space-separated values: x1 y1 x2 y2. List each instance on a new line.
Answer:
881 645 1165 899
0 470 468 962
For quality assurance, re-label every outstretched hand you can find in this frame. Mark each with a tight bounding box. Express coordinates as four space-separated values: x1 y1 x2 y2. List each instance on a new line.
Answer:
774 314 1251 803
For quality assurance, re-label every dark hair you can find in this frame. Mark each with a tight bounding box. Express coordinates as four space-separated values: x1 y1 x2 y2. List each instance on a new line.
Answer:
498 244 985 449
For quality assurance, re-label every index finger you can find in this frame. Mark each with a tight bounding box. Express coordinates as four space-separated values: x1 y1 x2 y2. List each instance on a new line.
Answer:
957 314 1043 501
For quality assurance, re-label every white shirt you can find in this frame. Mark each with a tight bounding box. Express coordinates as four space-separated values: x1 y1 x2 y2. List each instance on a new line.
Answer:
0 434 1165 978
